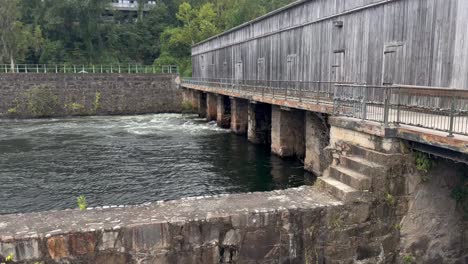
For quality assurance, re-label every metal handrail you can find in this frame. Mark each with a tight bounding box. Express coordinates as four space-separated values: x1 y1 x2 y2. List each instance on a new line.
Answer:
181 78 468 137
0 64 179 74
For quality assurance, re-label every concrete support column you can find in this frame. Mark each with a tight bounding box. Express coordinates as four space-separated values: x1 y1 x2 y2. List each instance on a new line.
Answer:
248 102 272 145
230 98 249 135
304 112 330 175
217 95 231 128
197 92 207 118
271 106 305 158
190 90 198 109
206 93 218 121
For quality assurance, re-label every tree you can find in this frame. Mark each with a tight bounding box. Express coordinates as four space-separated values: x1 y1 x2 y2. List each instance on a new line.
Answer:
156 2 218 76
0 0 42 71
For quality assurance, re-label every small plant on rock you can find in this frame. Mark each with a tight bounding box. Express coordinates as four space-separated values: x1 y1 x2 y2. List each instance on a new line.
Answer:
1 253 14 264
92 91 101 113
414 151 433 182
77 195 88 211
403 254 414 264
384 193 396 207
65 102 86 115
181 101 195 113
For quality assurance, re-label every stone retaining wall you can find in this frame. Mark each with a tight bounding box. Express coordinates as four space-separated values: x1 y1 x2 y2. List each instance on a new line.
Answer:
0 74 181 118
0 187 399 264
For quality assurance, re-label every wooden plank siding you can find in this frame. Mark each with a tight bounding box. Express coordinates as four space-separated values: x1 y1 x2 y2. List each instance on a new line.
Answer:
191 0 468 90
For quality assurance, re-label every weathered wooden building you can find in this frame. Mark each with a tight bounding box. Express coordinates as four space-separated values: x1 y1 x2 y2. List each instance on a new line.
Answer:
192 0 468 89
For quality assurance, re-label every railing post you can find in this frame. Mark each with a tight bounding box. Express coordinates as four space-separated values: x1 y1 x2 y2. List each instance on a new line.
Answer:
333 84 339 115
396 87 401 126
82 65 85 74
44 64 47 73
361 86 367 120
270 81 275 99
448 96 456 137
383 86 390 127
100 65 103 73
119 65 121 74
111 64 113 73
36 64 39 73
55 65 58 74
299 81 303 103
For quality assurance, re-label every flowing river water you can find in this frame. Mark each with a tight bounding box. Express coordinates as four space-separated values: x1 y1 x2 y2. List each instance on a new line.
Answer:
0 114 312 214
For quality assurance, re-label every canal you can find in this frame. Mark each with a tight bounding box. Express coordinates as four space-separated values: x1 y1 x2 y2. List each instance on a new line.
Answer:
0 114 311 214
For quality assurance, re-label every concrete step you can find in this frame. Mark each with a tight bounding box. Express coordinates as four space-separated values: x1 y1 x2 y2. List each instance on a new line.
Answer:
330 165 371 191
347 144 403 166
316 176 362 202
340 155 387 177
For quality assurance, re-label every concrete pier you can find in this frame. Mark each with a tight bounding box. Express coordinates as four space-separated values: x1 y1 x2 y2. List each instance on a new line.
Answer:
197 92 207 118
247 102 272 145
304 112 330 175
216 95 231 128
230 98 248 135
206 93 218 121
271 106 305 158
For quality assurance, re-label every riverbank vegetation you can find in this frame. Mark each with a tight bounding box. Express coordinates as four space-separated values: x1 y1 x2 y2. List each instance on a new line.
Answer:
0 0 295 76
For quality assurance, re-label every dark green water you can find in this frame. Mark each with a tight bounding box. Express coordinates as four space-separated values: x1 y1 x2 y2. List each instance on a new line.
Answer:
0 114 312 214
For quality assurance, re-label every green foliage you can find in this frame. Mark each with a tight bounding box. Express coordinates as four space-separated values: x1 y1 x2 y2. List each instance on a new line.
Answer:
384 193 396 207
7 108 17 115
181 101 195 113
330 215 343 230
403 254 414 264
77 195 88 211
0 253 14 264
93 91 101 113
65 102 85 115
26 85 61 117
4 0 295 69
451 171 468 219
414 151 432 174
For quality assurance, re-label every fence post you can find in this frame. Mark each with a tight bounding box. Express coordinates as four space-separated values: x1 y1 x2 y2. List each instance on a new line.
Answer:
36 64 39 73
333 84 338 115
448 96 456 137
111 64 113 73
44 64 47 73
396 87 401 126
383 86 390 127
361 86 367 120
55 65 58 74
299 81 303 103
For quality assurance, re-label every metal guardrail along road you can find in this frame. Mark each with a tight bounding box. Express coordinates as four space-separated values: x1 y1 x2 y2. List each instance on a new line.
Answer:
182 78 468 137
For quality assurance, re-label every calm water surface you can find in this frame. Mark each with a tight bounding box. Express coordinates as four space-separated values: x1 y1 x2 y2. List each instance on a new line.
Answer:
0 114 312 214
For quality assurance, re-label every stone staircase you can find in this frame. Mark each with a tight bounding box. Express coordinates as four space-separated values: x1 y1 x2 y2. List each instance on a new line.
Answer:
317 143 401 202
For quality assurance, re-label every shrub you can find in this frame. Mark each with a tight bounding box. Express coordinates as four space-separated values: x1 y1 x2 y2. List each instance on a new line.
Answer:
26 85 61 117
